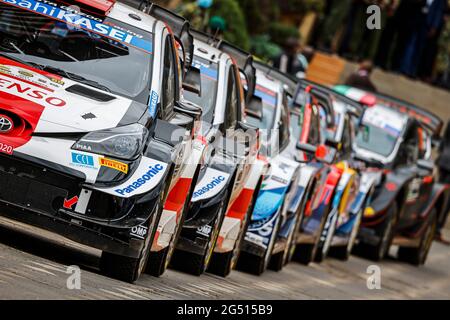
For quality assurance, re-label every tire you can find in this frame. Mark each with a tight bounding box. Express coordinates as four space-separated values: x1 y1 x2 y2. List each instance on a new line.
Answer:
171 198 227 276
398 210 437 265
268 251 284 271
208 183 257 277
100 196 163 283
146 186 191 277
237 214 281 275
315 207 338 263
293 198 332 265
357 203 397 261
330 207 363 261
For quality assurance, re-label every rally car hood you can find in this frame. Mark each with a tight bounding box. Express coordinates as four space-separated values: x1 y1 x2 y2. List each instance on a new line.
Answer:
0 57 147 136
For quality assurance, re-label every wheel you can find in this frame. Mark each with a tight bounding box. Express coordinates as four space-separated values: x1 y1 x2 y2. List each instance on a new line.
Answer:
398 210 437 265
330 207 363 261
237 213 281 275
208 185 257 277
268 251 284 271
146 192 190 277
100 197 163 282
356 203 397 261
314 207 339 263
171 198 227 276
293 199 332 265
236 251 266 275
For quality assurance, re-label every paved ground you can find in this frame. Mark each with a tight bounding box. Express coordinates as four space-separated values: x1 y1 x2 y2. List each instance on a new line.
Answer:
1 217 449 300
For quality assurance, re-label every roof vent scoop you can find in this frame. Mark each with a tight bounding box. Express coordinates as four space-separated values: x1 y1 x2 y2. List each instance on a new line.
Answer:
66 85 116 102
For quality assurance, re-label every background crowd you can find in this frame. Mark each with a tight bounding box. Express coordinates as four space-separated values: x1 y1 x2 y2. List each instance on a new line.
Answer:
313 0 450 86
148 0 450 90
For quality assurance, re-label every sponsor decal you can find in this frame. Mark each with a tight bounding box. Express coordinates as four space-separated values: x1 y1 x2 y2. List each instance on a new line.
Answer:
71 152 96 169
1 0 153 53
115 164 165 195
130 225 148 239
0 142 13 155
192 176 226 199
0 63 64 90
197 225 212 237
0 114 13 133
0 74 67 107
100 158 128 174
271 175 288 185
63 196 79 210
148 90 158 118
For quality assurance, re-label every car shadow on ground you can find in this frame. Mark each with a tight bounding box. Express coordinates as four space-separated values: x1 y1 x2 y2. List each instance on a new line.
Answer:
0 221 101 274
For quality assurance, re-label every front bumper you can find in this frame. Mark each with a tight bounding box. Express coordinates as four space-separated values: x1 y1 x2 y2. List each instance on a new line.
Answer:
0 154 163 258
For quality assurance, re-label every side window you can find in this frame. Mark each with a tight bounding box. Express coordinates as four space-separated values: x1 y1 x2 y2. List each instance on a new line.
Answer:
397 124 419 166
224 65 239 129
161 36 177 118
342 116 352 155
278 92 290 147
308 105 321 145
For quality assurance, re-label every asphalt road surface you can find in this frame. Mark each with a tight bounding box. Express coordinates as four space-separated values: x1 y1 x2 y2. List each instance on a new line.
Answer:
1 217 449 300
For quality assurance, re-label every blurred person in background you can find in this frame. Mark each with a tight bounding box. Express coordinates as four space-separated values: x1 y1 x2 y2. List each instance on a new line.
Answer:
437 120 450 245
399 0 446 78
317 0 353 52
435 10 450 88
375 0 401 69
340 0 391 61
417 0 448 81
273 36 307 78
345 60 378 92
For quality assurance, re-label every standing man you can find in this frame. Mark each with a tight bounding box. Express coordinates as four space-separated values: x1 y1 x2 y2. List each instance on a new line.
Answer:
317 0 353 52
345 60 378 92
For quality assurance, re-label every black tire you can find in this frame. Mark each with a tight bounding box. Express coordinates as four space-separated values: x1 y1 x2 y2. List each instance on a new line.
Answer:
268 251 284 271
146 166 200 277
356 203 397 261
208 183 257 277
146 247 170 277
236 251 266 276
236 213 281 275
330 207 363 261
170 249 205 276
293 201 331 265
208 251 233 277
171 197 228 276
398 210 437 265
314 207 338 263
100 196 163 283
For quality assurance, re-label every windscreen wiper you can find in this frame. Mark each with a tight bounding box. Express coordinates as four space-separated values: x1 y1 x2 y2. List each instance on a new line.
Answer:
41 66 111 93
0 52 42 70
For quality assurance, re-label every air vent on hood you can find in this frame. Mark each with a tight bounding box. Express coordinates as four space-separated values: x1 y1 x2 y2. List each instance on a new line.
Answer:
66 85 116 102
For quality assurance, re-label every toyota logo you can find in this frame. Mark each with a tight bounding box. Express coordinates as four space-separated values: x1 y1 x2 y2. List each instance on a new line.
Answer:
0 115 13 133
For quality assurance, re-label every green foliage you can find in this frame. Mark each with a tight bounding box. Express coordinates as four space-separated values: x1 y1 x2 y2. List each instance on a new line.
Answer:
250 35 282 60
268 22 300 47
282 0 325 13
210 0 250 50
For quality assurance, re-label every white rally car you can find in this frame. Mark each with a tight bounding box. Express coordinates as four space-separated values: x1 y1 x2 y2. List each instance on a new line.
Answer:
169 33 265 277
0 0 201 283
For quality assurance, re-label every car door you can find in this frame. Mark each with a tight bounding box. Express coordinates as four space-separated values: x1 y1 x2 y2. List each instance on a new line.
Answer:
396 122 423 225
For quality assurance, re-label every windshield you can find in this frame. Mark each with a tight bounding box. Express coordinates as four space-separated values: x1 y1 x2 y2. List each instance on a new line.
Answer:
246 85 277 130
356 105 406 157
0 2 153 103
183 56 218 124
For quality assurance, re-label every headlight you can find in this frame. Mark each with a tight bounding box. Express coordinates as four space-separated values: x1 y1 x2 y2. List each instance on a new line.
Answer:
72 124 148 160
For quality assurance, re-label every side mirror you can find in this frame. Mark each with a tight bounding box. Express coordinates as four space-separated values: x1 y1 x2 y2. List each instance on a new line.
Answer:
296 142 317 154
417 159 434 172
325 137 340 149
175 100 202 120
